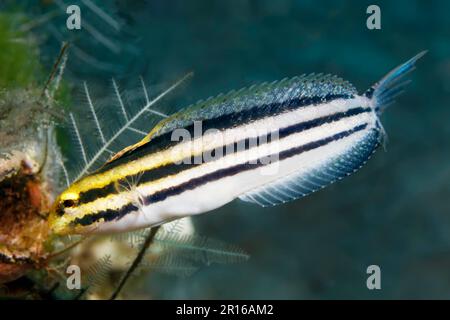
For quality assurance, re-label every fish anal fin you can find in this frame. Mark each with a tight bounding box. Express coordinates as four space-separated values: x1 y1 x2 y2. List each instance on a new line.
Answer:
239 129 380 207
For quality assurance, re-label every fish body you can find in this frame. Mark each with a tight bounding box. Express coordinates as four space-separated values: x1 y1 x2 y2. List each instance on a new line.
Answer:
49 52 425 234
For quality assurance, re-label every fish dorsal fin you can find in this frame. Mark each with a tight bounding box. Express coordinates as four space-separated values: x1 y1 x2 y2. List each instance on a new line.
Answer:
239 129 380 207
106 74 356 165
148 74 357 138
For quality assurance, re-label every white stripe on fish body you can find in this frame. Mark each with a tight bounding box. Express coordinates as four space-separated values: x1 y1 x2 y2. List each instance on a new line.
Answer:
90 95 378 233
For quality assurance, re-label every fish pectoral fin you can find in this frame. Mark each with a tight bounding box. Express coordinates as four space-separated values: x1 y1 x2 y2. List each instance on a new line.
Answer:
239 129 380 207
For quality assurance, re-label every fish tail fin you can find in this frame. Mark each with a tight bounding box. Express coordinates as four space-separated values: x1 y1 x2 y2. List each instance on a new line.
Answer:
364 51 427 115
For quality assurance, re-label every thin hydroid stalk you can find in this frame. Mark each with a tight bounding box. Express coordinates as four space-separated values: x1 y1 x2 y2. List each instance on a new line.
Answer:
109 226 160 300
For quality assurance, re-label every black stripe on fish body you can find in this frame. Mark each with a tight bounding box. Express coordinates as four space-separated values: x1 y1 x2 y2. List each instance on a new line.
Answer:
77 106 371 205
70 202 140 229
78 182 118 204
73 123 371 227
97 93 352 173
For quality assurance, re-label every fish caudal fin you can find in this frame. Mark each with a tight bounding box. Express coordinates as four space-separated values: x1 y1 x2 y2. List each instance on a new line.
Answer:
365 51 427 115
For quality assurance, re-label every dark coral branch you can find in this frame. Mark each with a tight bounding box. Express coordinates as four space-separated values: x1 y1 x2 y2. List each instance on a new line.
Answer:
109 226 160 300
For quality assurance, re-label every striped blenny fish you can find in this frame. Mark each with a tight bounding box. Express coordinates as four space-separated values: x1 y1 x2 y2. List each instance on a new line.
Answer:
49 52 425 234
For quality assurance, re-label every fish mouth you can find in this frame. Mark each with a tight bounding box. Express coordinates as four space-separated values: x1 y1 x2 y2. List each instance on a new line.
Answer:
48 210 99 235
48 210 72 236
48 219 67 235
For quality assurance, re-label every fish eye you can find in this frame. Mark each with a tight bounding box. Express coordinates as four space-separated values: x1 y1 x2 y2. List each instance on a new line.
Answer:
62 199 77 207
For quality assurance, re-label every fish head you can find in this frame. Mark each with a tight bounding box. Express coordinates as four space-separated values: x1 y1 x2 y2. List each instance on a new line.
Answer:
48 186 82 235
48 175 102 235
